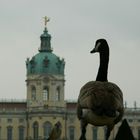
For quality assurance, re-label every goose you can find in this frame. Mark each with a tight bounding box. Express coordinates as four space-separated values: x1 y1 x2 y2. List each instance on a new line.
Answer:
77 39 124 140
47 121 62 140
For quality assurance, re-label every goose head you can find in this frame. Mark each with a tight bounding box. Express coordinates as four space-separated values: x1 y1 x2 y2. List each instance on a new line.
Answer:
90 39 109 53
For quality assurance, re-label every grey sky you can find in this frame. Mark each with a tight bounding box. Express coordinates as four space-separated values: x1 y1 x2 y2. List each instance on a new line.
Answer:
0 0 140 107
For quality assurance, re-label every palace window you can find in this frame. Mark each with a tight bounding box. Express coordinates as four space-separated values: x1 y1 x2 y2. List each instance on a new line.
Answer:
128 119 133 123
19 126 24 140
31 86 36 100
7 119 12 123
55 87 61 101
19 118 24 123
93 127 98 140
69 126 75 140
43 87 49 100
0 127 1 140
7 126 12 140
44 122 52 139
138 127 140 140
104 127 107 139
33 122 39 140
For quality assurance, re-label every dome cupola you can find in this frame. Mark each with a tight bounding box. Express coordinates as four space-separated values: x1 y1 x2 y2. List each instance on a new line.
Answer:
26 18 65 76
39 27 52 52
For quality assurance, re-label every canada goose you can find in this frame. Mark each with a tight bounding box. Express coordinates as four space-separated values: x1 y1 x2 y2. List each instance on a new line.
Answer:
47 121 62 140
77 39 124 140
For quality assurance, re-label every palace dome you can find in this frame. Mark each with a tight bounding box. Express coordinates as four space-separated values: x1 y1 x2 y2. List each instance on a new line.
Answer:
26 28 65 75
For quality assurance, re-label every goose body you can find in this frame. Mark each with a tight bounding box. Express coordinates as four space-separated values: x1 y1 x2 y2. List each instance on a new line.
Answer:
78 81 123 125
77 39 124 140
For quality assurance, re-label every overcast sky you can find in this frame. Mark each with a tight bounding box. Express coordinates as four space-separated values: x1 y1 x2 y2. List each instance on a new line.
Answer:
0 0 139 107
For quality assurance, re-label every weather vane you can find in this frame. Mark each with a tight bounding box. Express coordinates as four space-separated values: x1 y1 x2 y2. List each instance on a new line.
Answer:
43 16 50 28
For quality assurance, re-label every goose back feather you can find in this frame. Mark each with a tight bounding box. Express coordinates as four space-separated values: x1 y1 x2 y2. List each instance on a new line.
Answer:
78 81 123 120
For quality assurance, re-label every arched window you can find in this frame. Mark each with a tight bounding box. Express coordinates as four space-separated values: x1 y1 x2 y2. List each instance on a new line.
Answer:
33 122 39 140
104 127 107 139
7 126 12 140
55 87 61 101
138 127 140 140
69 126 75 140
0 127 1 139
19 126 24 140
93 127 98 140
43 87 49 100
31 86 36 100
43 122 52 139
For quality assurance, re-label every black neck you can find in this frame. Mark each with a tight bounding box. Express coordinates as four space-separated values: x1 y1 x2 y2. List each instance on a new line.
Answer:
96 50 109 82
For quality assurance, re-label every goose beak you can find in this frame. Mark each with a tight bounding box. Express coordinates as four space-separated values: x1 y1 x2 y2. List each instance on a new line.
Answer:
90 48 96 53
90 42 101 53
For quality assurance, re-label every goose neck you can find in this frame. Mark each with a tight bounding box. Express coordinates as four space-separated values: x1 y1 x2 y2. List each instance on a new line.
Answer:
96 51 109 82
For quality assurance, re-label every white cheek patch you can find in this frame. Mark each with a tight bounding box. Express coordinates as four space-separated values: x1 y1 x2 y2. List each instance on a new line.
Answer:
95 42 101 51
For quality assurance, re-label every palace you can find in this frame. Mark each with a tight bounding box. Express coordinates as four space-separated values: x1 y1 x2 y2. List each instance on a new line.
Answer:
0 20 140 140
